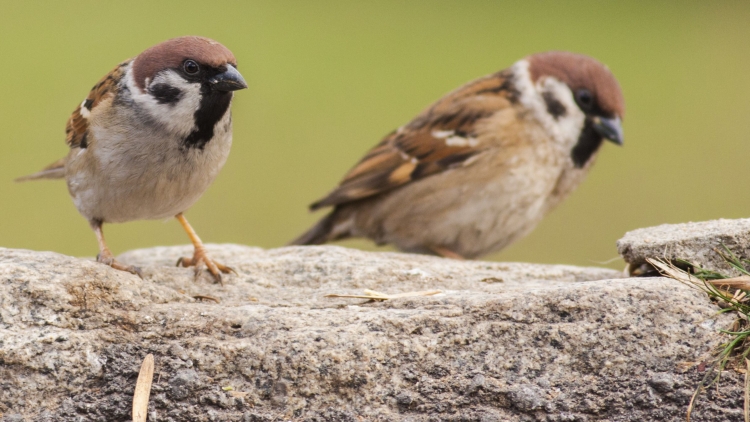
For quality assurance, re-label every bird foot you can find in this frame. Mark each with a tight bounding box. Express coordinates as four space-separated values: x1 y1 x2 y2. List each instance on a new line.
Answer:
97 253 143 279
176 248 235 284
429 246 465 260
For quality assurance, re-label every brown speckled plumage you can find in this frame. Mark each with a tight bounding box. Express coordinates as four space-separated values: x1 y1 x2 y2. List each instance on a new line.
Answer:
292 51 625 259
17 36 247 282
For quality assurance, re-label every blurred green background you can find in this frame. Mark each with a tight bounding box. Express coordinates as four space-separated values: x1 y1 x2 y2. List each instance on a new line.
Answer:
2 1 750 269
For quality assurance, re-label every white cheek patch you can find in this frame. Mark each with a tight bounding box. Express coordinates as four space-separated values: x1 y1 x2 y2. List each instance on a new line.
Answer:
125 66 200 138
537 77 585 149
511 60 586 150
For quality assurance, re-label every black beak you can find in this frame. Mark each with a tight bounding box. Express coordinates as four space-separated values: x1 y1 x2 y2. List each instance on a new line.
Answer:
592 116 624 146
210 64 248 92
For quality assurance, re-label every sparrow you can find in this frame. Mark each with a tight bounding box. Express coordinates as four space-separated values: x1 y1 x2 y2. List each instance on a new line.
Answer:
291 51 624 259
17 36 247 282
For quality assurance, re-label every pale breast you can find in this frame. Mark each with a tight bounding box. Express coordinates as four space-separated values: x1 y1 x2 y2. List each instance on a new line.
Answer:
374 152 557 257
349 108 575 257
66 106 233 223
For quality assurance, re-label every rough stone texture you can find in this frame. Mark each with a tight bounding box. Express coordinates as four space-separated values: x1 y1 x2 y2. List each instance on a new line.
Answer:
618 218 750 274
0 244 741 421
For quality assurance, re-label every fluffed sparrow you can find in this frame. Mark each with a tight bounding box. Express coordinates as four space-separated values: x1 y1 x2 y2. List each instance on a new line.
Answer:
18 36 247 282
292 51 624 259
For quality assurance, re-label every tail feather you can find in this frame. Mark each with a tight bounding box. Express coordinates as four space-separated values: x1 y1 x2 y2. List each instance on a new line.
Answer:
15 157 66 182
289 209 351 246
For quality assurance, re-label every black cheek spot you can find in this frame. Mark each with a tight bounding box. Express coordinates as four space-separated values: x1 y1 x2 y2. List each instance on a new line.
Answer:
543 91 566 120
571 119 604 168
150 83 183 105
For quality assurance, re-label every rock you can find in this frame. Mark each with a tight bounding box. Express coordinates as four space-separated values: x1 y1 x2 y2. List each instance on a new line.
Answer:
648 373 677 394
0 244 741 421
617 218 750 274
508 384 546 412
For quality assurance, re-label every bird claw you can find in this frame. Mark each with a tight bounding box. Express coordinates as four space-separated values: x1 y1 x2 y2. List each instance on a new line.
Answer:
97 253 143 279
176 249 234 284
429 246 465 260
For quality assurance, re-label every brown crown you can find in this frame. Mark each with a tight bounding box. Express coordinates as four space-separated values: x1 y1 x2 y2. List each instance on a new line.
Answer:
527 51 625 118
132 36 237 90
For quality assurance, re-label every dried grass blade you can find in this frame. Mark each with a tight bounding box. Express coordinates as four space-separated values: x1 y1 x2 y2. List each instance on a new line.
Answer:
686 385 701 422
386 290 442 298
132 354 155 422
325 289 442 301
709 276 750 291
324 294 389 301
646 258 701 284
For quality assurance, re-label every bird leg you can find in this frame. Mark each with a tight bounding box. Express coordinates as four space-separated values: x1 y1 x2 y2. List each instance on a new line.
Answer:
90 219 143 278
429 245 465 260
175 213 235 284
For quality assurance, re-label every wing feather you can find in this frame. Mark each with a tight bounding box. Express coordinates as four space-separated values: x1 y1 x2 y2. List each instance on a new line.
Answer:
65 61 129 148
311 70 516 210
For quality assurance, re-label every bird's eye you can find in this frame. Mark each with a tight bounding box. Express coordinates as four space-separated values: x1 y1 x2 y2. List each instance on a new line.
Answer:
183 60 200 75
576 89 594 110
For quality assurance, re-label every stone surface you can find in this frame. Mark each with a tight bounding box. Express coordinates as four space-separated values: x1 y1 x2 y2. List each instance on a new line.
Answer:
617 218 750 274
0 244 741 421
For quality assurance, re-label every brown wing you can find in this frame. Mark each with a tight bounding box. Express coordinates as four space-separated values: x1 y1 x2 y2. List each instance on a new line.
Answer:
310 70 517 210
65 61 130 148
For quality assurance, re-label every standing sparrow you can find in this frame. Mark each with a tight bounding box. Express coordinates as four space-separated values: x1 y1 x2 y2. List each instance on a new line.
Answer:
291 51 624 259
17 36 247 282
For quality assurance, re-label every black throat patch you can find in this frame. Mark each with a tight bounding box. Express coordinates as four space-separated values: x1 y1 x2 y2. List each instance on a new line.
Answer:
182 87 233 150
571 119 604 168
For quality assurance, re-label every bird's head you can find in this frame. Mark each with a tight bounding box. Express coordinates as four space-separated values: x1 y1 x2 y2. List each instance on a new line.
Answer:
524 51 625 167
129 36 247 148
